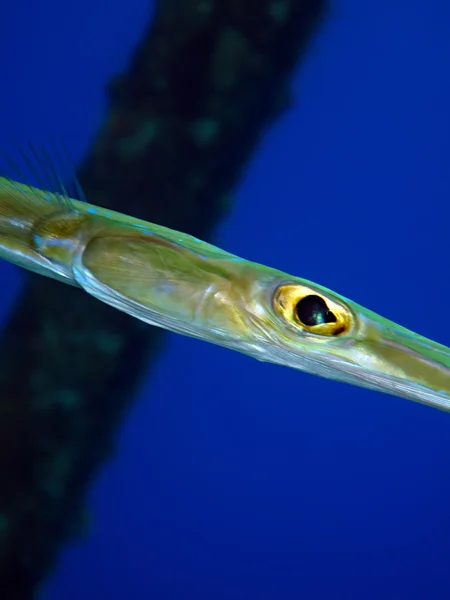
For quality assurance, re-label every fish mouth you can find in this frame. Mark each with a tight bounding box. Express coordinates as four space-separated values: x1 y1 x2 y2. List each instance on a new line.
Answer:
345 313 450 410
251 275 450 411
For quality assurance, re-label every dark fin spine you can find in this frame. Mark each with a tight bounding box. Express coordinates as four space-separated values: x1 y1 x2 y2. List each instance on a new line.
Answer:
0 177 60 239
0 140 86 241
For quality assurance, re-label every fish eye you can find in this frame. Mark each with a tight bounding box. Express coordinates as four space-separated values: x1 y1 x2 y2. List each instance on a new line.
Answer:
272 284 352 337
295 295 337 326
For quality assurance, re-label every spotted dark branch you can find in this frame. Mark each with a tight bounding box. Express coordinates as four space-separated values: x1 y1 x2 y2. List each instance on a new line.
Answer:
0 1 327 597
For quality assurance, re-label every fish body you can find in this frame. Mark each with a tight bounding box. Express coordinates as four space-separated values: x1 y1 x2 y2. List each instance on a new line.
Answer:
0 161 449 412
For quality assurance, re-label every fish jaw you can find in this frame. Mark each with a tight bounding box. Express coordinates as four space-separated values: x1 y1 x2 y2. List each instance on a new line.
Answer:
239 273 450 411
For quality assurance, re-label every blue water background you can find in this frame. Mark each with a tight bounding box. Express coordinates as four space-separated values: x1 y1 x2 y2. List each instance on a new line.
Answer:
2 1 450 598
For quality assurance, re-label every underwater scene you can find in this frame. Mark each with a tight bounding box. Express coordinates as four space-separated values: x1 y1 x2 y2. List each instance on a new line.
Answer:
1 0 450 598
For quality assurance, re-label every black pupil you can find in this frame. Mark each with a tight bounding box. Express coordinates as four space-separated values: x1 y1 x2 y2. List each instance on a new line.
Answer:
295 295 337 327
